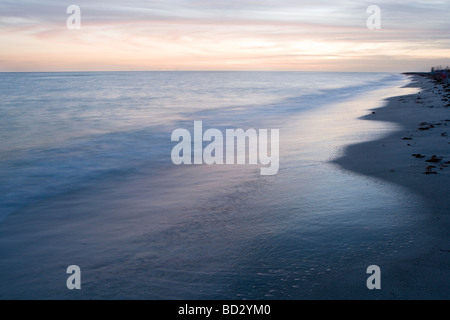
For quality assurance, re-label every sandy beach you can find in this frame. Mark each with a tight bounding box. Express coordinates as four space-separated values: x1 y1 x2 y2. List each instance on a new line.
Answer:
333 73 450 299
0 72 448 300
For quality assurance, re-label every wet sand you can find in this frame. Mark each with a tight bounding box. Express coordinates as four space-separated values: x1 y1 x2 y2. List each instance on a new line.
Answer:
333 73 450 299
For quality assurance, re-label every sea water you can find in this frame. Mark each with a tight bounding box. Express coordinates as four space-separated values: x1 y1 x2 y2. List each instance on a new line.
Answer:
0 72 432 299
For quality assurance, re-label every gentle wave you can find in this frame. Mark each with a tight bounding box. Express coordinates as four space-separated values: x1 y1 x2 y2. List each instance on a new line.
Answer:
0 71 406 222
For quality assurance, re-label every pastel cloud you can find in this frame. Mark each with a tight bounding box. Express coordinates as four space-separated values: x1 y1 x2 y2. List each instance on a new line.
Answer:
1 0 449 71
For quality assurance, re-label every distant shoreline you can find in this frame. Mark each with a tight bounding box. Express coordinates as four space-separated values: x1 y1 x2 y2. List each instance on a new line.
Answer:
333 72 450 298
335 72 450 212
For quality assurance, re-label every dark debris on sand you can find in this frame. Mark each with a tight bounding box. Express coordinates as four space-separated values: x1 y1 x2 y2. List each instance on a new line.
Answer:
403 73 450 175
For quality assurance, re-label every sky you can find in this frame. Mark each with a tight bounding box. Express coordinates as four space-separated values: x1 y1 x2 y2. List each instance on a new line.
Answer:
1 0 449 72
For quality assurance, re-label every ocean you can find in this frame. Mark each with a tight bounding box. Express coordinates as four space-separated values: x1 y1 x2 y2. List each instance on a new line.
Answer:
0 71 432 299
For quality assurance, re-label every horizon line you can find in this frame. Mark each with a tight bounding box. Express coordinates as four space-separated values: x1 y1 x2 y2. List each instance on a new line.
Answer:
0 70 421 74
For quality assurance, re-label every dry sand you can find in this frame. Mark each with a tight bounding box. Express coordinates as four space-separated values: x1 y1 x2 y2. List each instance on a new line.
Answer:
332 74 450 299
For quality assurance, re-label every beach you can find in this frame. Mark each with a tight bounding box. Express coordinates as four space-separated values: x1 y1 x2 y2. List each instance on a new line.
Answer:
0 72 448 299
333 73 450 299
2 0 450 304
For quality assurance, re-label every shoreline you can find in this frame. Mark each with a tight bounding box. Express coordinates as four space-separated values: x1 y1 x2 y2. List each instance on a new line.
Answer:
0 72 448 299
333 73 450 299
334 73 450 227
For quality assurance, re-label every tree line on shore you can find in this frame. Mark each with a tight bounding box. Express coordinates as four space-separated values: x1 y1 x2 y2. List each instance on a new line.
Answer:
431 66 450 73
